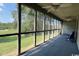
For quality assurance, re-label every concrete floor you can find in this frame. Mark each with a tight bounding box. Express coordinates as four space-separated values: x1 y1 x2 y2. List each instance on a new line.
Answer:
22 34 79 56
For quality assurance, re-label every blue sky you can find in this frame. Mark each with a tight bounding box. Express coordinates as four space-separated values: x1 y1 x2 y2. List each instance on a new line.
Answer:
0 3 17 23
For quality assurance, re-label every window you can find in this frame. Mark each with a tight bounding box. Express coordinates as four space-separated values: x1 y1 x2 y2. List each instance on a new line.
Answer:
51 18 54 30
21 33 35 53
45 31 49 41
0 3 18 56
0 3 18 35
53 19 57 29
44 16 50 41
56 20 59 35
21 5 35 52
0 4 62 55
21 5 35 32
53 19 58 37
36 32 44 45
58 21 62 34
21 4 62 55
36 12 44 45
37 12 44 31
50 18 54 38
0 36 17 56
50 31 54 38
45 16 50 30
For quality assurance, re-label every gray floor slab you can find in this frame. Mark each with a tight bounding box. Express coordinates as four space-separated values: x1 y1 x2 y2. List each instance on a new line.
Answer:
22 34 79 56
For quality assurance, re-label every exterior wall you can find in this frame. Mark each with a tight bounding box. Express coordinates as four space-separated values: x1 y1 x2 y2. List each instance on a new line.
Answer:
63 20 76 35
77 19 79 50
63 19 79 50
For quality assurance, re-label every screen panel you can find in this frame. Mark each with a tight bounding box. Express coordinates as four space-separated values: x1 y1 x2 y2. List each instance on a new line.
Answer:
21 33 35 53
0 3 18 35
37 12 44 31
36 32 44 45
45 31 49 41
0 36 17 56
50 31 54 39
45 16 50 30
21 5 35 32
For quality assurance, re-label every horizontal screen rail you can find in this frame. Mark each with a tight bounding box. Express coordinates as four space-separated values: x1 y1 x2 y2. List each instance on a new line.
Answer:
0 33 18 37
0 29 61 37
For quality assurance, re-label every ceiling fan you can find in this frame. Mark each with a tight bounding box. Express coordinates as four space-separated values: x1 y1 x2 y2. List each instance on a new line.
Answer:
42 3 72 12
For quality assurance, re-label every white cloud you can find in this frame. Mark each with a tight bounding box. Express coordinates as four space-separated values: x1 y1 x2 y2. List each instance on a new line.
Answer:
0 3 4 6
0 8 2 11
0 3 4 12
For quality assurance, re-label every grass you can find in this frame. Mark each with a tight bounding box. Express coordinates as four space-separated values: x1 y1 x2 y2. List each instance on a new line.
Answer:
0 29 59 56
0 36 17 55
0 29 17 34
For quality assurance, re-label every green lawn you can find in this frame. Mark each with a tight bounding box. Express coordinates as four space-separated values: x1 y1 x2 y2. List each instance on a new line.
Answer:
0 29 58 56
0 29 17 34
0 36 17 55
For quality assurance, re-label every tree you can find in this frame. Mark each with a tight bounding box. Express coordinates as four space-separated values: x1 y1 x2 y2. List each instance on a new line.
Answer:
11 5 49 33
12 10 18 29
21 5 35 32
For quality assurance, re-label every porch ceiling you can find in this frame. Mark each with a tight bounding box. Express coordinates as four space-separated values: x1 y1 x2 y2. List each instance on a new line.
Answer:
38 3 79 21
